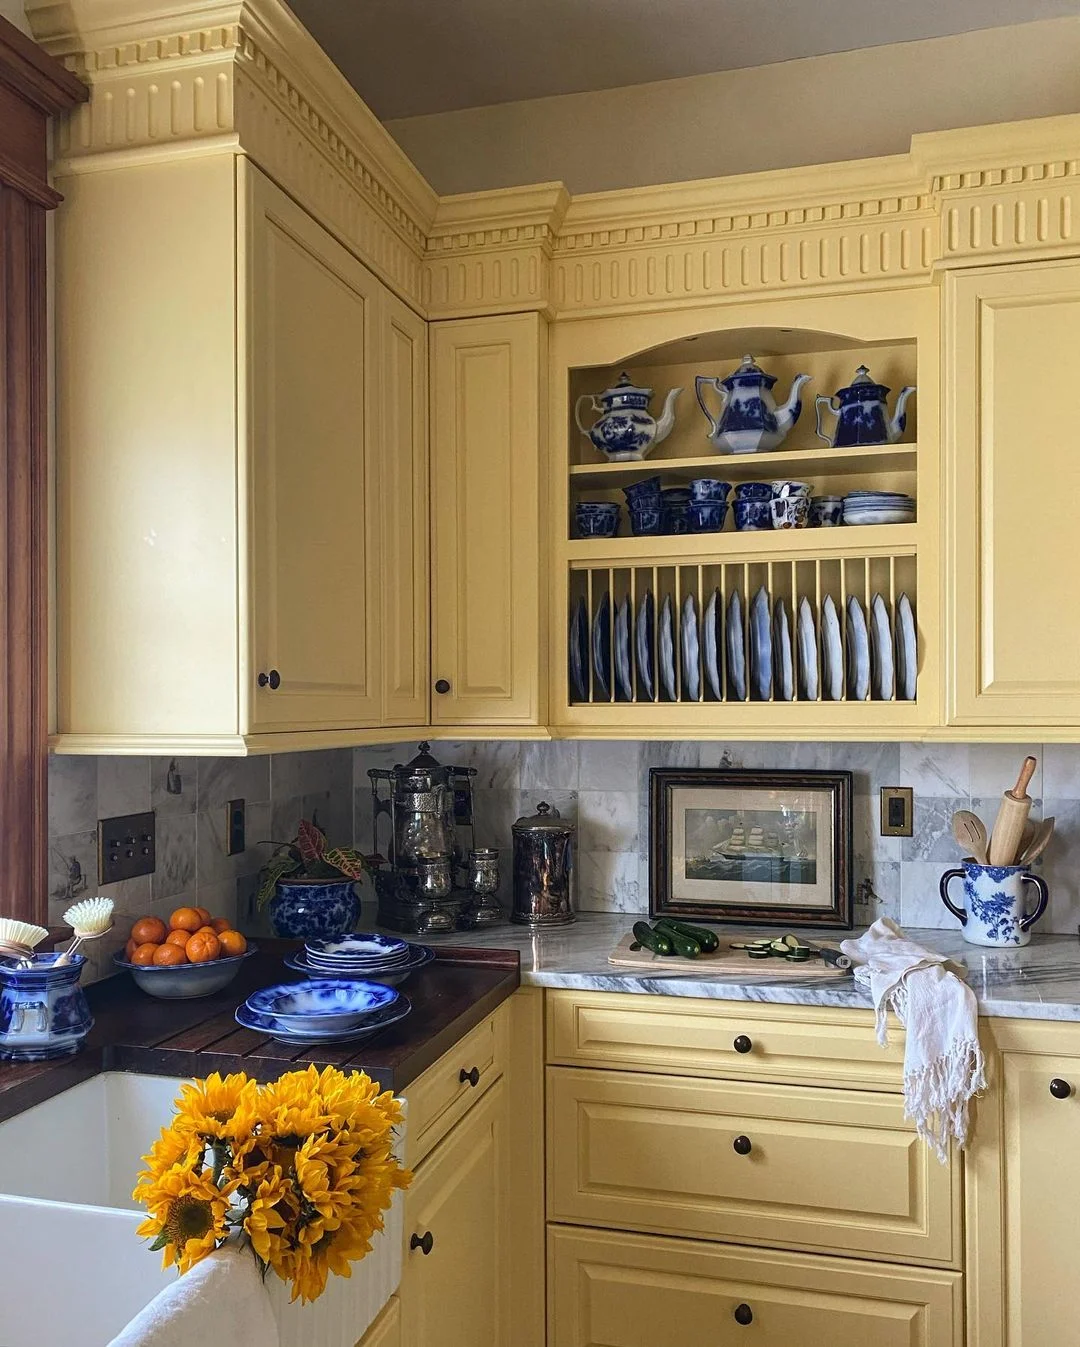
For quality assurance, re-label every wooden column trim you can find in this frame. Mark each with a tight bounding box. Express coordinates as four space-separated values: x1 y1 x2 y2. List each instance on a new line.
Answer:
0 15 84 924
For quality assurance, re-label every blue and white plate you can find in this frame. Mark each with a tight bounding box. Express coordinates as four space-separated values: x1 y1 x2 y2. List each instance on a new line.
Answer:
821 595 843 701
797 597 818 701
726 589 746 701
247 979 398 1033
681 593 700 702
235 996 411 1045
305 934 409 962
304 946 411 970
703 589 721 701
870 593 894 700
845 595 870 701
285 944 434 986
636 590 655 700
614 596 633 701
659 595 676 701
896 592 917 701
750 586 772 701
569 596 589 701
592 591 612 700
772 596 793 702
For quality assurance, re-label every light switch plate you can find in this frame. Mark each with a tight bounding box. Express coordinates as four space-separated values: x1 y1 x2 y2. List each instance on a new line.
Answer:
98 810 156 884
880 787 914 837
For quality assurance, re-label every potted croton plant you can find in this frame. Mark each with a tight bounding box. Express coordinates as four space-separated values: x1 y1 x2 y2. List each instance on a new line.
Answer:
258 819 371 940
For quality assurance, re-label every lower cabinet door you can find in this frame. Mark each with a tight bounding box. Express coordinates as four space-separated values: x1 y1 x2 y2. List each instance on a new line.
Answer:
359 1295 401 1347
548 1226 962 1347
400 1078 507 1347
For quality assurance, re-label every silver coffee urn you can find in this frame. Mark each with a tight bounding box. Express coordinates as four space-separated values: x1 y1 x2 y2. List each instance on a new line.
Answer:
511 802 575 926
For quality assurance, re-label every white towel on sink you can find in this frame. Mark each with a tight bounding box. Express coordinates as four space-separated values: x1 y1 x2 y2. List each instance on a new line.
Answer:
108 1244 279 1347
840 917 986 1161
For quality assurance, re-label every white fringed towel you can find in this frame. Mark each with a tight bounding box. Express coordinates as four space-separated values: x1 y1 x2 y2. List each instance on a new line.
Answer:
840 917 986 1161
108 1244 280 1347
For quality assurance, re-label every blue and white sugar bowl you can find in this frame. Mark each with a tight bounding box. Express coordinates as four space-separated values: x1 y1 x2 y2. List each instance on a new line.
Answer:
0 952 93 1061
939 861 1049 947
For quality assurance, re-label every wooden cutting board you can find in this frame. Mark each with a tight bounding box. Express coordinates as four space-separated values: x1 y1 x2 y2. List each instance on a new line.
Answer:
607 930 852 979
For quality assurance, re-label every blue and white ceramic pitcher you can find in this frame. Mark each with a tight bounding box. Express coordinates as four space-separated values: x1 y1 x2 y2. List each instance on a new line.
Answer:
939 861 1048 947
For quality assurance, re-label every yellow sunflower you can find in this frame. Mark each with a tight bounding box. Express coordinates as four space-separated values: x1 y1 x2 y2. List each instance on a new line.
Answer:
260 1065 333 1143
243 1167 289 1268
136 1166 233 1273
133 1125 203 1202
173 1072 259 1144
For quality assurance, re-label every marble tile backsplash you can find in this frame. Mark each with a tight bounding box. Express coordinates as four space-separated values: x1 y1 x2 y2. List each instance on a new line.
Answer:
47 750 353 981
353 739 1077 934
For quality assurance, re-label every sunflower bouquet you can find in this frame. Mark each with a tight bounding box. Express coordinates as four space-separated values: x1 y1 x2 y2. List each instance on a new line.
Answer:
133 1065 411 1304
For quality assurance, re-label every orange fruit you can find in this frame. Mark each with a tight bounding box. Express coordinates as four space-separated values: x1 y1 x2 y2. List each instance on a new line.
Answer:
186 930 221 963
194 906 212 926
169 906 202 933
165 928 190 949
124 937 139 962
131 942 160 965
210 917 231 935
217 929 247 958
131 915 167 946
193 925 218 940
153 942 187 966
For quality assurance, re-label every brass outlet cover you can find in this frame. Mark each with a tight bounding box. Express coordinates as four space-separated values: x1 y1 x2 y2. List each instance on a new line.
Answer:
880 787 914 837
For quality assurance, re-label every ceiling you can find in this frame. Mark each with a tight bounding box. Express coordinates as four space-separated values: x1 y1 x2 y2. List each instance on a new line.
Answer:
288 0 1080 121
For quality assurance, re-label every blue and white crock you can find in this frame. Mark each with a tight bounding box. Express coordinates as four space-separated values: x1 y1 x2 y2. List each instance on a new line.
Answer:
0 952 93 1061
268 878 361 941
695 356 811 455
575 372 682 462
939 861 1049 947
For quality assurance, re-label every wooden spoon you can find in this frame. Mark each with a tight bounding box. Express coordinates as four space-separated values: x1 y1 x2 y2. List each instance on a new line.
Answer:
952 809 990 864
1017 816 1055 867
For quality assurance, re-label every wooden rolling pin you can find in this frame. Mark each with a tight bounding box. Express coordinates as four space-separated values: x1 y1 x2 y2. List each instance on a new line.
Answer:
988 756 1038 866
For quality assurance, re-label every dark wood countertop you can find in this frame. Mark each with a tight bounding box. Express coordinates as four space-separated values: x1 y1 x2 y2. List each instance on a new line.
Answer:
0 941 519 1122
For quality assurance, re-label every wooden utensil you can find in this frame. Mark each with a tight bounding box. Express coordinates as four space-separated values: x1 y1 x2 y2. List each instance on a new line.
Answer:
988 756 1038 866
1017 816 1055 866
952 809 990 864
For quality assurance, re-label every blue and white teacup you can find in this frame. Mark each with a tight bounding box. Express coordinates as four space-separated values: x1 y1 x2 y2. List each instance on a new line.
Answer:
770 494 810 529
688 478 732 503
576 501 621 538
939 860 1049 947
809 495 843 527
733 498 772 531
734 481 772 502
629 502 664 535
622 476 662 508
771 480 811 499
689 500 728 532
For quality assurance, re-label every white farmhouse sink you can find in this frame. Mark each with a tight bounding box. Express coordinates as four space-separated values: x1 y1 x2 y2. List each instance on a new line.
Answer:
0 1072 402 1347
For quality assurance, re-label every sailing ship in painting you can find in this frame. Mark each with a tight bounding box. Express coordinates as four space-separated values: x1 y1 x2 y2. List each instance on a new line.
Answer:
684 808 818 886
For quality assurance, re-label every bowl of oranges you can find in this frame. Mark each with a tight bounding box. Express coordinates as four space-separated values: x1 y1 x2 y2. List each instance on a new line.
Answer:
113 906 257 999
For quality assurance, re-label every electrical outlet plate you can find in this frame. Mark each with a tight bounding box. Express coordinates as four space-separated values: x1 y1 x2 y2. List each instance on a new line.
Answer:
227 799 245 856
880 787 914 838
98 810 156 884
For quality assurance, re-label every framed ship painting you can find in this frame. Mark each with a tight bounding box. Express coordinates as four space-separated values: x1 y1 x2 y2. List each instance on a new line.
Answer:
649 768 853 928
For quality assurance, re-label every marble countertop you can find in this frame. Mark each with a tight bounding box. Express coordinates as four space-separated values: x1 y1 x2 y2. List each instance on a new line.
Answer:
424 913 1080 1021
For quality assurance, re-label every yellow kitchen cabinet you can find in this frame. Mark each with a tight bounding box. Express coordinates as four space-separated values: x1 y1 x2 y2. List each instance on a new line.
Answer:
966 1018 1080 1347
430 313 547 730
357 1296 401 1347
549 1225 963 1347
946 260 1080 728
51 152 429 752
400 1078 509 1347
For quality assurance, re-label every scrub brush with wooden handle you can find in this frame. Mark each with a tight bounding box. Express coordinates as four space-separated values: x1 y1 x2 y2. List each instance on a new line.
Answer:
55 896 114 966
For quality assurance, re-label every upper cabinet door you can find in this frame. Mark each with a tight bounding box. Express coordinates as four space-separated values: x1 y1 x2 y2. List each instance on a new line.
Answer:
430 313 546 727
380 292 430 727
247 168 381 731
946 261 1080 726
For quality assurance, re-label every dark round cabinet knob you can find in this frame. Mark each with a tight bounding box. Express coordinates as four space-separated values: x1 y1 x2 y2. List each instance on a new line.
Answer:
734 1304 753 1326
257 669 281 690
459 1066 480 1088
434 678 451 694
410 1231 434 1256
733 1035 753 1055
733 1134 752 1156
1050 1078 1073 1099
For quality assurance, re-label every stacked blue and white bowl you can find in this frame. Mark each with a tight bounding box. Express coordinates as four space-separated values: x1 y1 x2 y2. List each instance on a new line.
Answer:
842 491 916 525
235 976 411 1046
283 932 435 987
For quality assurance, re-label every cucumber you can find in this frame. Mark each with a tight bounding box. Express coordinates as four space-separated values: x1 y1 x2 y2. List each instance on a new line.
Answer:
633 921 673 956
653 920 702 959
656 917 719 954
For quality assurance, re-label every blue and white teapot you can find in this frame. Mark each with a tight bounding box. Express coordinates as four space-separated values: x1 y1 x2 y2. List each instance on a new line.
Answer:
815 364 915 448
695 356 810 455
575 372 682 462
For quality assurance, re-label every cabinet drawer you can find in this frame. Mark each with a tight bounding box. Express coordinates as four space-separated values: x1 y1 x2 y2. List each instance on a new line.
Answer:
406 1007 506 1167
547 989 905 1090
548 1225 963 1347
547 1067 958 1266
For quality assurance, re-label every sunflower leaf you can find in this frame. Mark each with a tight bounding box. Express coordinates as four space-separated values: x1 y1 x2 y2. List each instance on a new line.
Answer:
149 1232 171 1252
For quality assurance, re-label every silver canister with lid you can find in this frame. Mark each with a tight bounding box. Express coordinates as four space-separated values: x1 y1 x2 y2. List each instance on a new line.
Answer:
511 801 575 926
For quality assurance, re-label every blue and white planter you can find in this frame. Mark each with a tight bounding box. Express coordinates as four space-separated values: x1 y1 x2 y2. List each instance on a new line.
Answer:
268 878 361 941
939 861 1049 947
